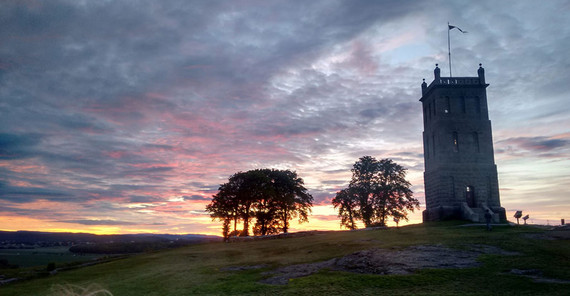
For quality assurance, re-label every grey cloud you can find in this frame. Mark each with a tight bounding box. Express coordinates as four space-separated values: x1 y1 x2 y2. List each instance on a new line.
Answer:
143 144 175 151
123 166 176 177
185 182 220 192
320 180 348 185
150 222 168 226
311 190 335 204
525 138 568 151
183 195 211 201
394 151 423 158
109 184 159 192
189 210 208 215
56 113 114 134
0 133 42 159
0 185 72 203
359 107 387 119
128 195 163 203
496 136 569 156
323 168 352 175
0 205 54 216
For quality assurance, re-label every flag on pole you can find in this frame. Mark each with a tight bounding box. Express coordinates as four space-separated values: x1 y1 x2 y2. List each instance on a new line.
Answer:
448 24 468 33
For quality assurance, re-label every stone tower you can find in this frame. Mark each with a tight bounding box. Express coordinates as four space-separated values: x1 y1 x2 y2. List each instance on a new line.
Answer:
420 64 506 223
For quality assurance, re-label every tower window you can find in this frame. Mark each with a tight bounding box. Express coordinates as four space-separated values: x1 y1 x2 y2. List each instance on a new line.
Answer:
425 137 430 159
434 99 437 116
444 96 450 113
432 134 436 156
488 177 493 203
474 97 481 114
452 132 459 152
450 176 455 199
473 132 480 152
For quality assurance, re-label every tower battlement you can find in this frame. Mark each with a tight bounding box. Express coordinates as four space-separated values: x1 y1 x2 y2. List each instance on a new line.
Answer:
421 63 487 98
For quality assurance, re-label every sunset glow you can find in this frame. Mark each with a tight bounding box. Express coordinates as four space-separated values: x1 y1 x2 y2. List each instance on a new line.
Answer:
1 1 569 236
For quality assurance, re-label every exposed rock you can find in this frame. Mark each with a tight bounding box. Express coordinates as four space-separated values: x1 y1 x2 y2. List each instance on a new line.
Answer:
261 244 518 285
508 269 570 284
509 269 541 276
0 277 19 286
221 264 268 271
260 259 336 285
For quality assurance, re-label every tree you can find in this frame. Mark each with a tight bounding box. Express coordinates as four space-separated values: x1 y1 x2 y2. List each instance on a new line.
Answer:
332 188 360 230
373 158 417 226
205 184 238 241
333 156 419 228
206 169 313 237
251 170 279 236
236 170 270 236
268 169 313 234
206 171 258 237
221 218 231 242
349 156 379 227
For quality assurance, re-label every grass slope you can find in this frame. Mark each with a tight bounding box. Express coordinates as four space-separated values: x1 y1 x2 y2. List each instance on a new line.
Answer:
1 222 568 295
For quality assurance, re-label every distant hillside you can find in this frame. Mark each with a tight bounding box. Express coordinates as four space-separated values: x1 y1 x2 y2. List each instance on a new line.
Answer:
0 231 219 243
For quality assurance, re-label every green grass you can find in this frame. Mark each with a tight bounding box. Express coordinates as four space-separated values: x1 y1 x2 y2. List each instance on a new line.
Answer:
1 222 568 295
0 247 100 268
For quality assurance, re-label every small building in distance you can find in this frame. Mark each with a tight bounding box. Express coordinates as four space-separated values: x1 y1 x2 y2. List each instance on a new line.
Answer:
420 64 506 223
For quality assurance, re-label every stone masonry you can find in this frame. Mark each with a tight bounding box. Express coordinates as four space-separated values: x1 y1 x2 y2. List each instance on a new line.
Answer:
420 64 506 223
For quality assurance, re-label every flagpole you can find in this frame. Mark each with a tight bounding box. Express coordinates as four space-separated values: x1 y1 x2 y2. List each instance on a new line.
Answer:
448 22 452 77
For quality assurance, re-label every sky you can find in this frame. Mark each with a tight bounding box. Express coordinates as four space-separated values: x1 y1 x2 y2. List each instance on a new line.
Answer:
1 0 569 235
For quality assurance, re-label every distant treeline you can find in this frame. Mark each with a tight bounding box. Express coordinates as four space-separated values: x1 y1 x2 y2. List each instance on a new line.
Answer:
69 238 215 254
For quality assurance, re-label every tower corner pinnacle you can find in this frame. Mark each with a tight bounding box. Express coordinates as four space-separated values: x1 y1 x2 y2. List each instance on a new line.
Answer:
434 64 441 81
478 63 485 84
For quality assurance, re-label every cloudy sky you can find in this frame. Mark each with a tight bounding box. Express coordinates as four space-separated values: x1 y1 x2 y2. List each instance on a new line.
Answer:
1 0 569 235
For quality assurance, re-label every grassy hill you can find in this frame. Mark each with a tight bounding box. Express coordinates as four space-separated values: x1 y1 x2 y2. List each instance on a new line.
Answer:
1 222 568 295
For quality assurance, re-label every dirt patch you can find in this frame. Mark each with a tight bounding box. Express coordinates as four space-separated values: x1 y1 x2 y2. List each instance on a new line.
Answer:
221 264 268 271
261 244 517 285
260 259 337 285
523 225 570 240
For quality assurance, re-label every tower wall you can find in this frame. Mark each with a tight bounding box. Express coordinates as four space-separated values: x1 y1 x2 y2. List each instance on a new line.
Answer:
420 65 506 223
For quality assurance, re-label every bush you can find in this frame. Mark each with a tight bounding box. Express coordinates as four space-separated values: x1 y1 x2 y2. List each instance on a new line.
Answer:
46 262 56 272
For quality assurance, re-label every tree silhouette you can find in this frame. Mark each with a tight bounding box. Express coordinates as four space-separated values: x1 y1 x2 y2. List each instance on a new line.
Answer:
350 156 379 227
373 158 417 226
332 188 360 230
206 169 313 237
205 186 237 241
269 169 313 234
333 156 419 228
238 170 270 236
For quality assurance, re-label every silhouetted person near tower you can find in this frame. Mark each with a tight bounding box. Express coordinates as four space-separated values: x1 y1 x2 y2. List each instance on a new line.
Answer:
485 210 492 231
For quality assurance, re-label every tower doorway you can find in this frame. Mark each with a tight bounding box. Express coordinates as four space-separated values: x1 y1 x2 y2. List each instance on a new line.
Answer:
466 186 475 207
